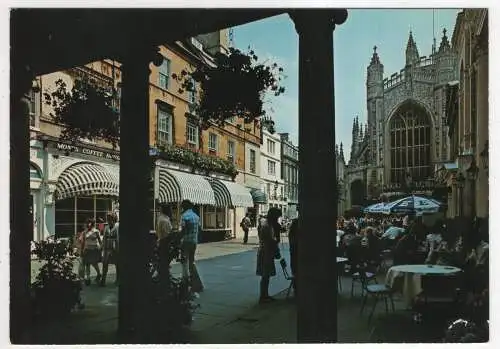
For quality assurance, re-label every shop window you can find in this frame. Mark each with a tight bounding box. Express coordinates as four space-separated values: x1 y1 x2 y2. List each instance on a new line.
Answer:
203 206 227 229
55 196 113 238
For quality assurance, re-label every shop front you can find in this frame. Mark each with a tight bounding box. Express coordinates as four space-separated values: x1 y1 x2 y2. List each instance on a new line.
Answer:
45 140 120 238
155 161 253 241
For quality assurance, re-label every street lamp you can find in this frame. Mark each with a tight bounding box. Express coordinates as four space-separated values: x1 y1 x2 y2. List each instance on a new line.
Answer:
480 140 488 171
274 180 279 201
456 172 465 218
466 159 479 181
466 159 479 218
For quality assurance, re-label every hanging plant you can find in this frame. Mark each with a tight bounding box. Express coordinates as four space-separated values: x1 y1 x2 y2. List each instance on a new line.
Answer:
43 76 120 148
172 47 286 130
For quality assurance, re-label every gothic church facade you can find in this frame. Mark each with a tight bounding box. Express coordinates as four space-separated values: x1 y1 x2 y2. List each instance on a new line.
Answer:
346 30 457 208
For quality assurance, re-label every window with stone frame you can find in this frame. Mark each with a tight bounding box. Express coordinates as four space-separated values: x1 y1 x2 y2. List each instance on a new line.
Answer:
267 160 276 175
157 106 173 146
188 77 196 104
28 89 38 129
389 103 431 185
249 149 256 174
158 58 170 90
208 132 218 154
267 139 276 155
226 140 236 163
186 121 199 149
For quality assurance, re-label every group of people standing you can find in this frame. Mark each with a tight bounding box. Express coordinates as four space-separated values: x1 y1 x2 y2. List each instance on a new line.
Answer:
75 212 119 287
75 199 203 293
155 199 203 293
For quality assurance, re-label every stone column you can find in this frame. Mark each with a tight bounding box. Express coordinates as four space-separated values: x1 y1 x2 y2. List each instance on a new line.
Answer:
290 9 347 342
117 46 158 342
10 61 34 342
475 44 488 218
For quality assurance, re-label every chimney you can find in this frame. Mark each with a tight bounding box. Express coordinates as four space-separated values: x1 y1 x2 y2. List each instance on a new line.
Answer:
280 133 289 142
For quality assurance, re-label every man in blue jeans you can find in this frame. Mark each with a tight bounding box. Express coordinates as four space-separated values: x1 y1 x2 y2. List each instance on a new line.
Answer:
179 199 203 292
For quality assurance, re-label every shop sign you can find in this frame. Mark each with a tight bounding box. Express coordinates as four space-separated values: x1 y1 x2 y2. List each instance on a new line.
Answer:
55 142 120 161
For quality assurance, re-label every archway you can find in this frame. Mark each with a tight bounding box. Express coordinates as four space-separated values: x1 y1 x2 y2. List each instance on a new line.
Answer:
350 179 365 207
389 101 432 186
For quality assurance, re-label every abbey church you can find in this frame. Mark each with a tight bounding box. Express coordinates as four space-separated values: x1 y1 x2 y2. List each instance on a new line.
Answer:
346 29 457 208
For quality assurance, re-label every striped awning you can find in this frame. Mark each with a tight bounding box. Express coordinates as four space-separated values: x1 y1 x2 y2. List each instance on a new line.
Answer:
250 188 267 204
206 178 254 208
157 168 216 205
55 162 119 201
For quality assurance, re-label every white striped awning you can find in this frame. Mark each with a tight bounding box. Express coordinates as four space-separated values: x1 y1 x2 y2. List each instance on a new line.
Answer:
55 162 119 201
157 168 216 205
206 178 254 208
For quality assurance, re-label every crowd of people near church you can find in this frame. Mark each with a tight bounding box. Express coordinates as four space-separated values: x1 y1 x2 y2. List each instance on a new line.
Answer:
335 213 489 325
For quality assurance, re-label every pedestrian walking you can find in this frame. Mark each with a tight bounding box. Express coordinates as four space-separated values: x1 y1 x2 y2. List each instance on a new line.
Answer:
75 223 87 280
256 207 282 303
288 216 299 296
240 212 251 244
179 199 203 293
81 218 102 285
156 203 174 281
100 212 119 286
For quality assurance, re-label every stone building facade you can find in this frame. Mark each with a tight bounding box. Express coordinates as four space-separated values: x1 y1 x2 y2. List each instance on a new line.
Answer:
29 32 260 241
439 9 488 219
346 29 457 208
260 128 286 214
280 133 299 219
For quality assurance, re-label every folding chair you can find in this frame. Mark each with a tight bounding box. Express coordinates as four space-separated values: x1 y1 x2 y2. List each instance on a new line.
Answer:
279 258 295 299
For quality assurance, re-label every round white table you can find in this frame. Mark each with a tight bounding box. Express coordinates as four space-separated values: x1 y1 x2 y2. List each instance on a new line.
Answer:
386 264 462 305
337 257 348 263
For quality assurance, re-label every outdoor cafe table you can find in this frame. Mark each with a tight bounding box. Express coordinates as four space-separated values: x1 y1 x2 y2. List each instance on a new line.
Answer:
385 264 462 306
337 257 348 263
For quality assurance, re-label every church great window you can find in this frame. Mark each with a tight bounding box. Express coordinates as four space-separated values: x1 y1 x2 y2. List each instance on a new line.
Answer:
389 103 431 185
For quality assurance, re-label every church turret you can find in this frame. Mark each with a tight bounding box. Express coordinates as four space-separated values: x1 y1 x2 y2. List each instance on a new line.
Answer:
438 28 451 53
340 142 345 162
367 45 384 100
435 27 456 85
350 116 360 161
406 31 420 66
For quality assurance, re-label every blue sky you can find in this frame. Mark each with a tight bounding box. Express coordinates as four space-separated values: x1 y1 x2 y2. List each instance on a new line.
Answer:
233 9 459 161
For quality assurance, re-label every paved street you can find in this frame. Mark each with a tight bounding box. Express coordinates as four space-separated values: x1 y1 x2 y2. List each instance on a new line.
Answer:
30 231 294 342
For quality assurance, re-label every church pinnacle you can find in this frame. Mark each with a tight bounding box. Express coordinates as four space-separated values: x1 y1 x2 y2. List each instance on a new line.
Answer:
406 30 420 65
438 27 451 52
370 45 381 65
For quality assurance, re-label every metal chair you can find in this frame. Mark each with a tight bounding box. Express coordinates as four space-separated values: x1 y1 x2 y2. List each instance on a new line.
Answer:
359 267 395 323
351 262 378 298
279 258 295 299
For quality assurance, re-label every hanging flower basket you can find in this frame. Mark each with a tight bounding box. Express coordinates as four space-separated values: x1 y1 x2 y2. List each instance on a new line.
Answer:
172 47 286 129
43 77 120 148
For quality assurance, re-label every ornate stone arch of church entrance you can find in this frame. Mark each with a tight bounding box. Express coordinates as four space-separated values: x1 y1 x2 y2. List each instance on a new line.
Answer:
384 99 434 186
